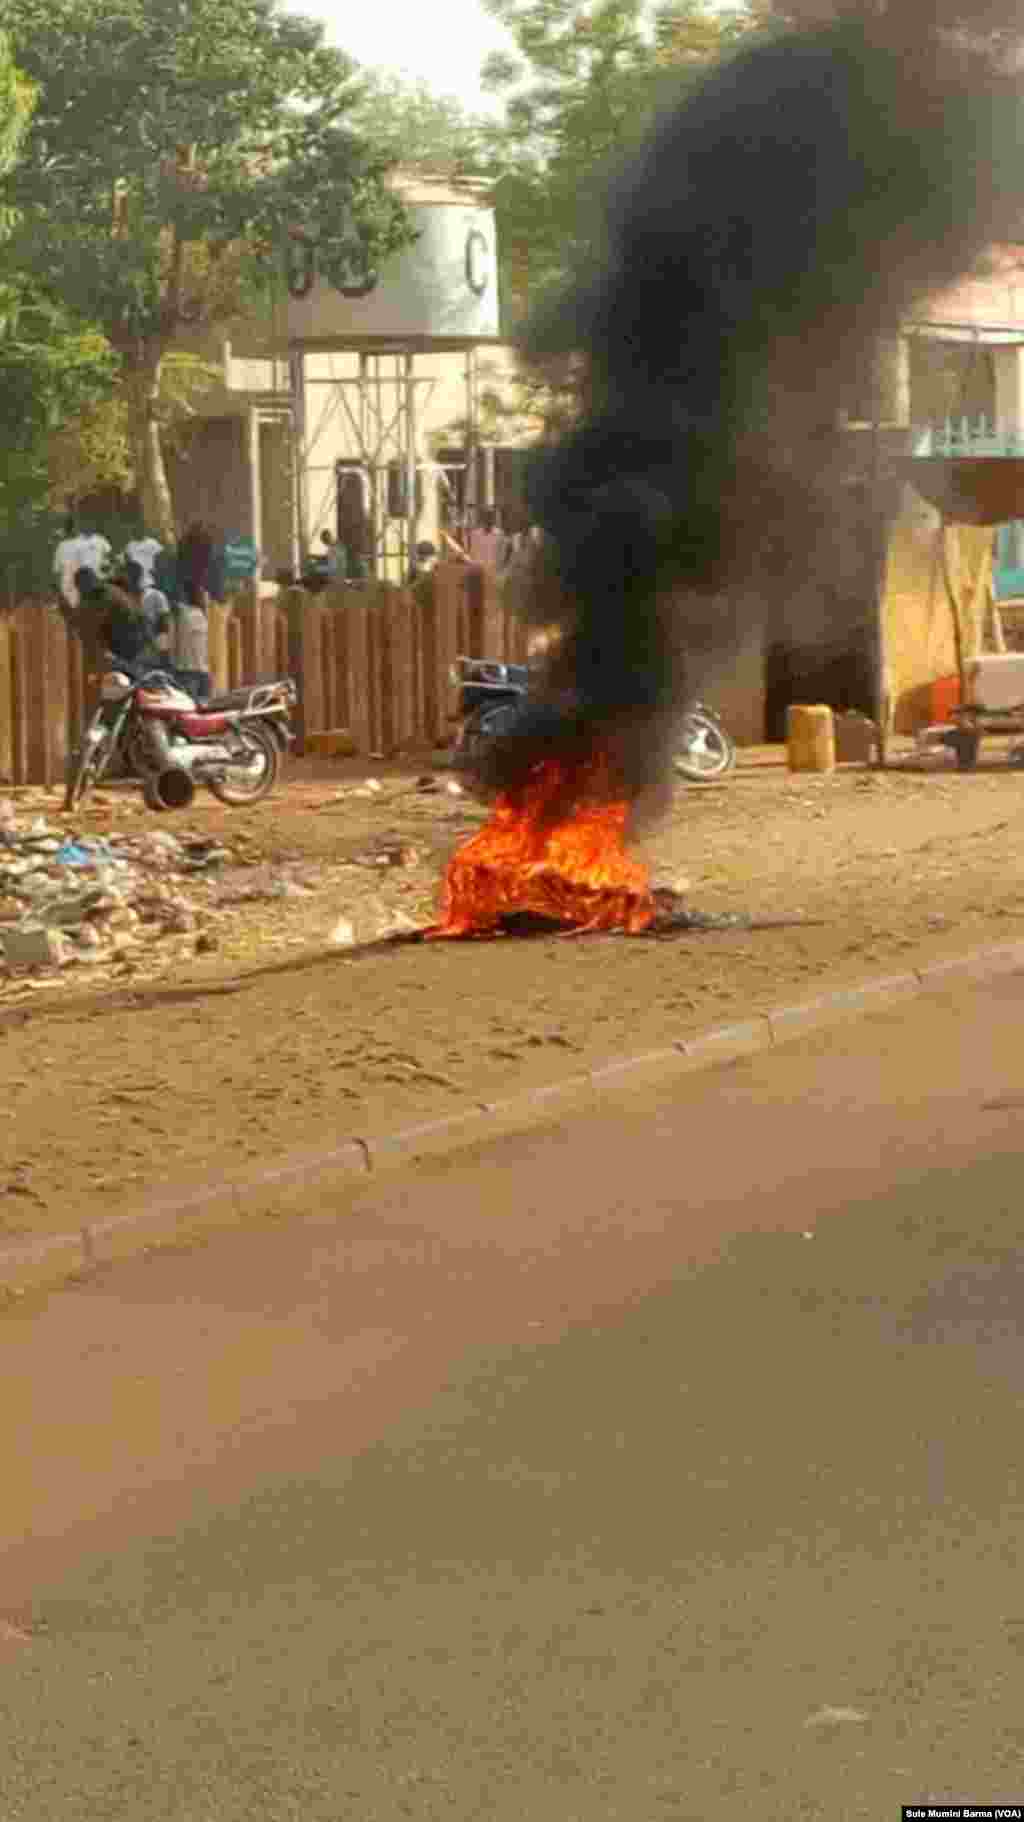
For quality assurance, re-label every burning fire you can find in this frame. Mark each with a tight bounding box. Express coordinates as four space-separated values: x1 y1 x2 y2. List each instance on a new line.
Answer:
428 751 655 938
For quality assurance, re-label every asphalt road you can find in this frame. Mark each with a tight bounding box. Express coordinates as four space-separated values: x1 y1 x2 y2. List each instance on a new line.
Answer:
3 972 1024 1820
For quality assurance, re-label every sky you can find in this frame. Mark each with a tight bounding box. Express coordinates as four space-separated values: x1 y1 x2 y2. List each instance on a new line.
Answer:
291 0 516 113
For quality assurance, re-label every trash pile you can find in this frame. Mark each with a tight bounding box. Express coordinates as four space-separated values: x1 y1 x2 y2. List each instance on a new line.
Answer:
0 800 237 982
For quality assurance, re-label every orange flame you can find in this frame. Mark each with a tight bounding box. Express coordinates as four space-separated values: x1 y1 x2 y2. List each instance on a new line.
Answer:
427 752 655 938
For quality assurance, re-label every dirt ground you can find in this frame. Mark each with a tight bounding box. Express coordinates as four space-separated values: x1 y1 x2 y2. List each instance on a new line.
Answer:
4 740 1024 1242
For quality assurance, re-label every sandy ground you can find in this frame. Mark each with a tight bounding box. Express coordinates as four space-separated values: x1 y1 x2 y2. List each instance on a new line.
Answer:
4 741 1024 1241
2 975 1024 1818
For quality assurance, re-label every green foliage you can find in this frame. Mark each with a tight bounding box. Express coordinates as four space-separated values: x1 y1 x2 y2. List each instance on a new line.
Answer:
479 0 753 325
0 281 122 577
0 0 418 539
348 72 489 177
3 0 414 346
0 28 34 184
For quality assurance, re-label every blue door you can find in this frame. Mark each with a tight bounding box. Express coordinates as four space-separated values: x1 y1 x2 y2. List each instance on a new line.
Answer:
994 522 1024 600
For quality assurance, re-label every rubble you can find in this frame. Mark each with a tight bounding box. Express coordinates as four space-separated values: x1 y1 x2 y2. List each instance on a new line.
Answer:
0 806 266 987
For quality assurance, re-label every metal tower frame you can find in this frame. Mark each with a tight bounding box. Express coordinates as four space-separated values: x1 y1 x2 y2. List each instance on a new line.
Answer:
288 341 489 583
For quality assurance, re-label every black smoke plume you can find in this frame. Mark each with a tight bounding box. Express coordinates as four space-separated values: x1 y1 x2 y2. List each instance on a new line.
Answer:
476 15 1021 819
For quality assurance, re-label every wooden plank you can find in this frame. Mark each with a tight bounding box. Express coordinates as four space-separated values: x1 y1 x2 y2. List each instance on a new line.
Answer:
286 588 322 753
367 588 384 756
45 608 70 784
345 591 373 757
228 614 244 691
65 626 85 753
331 600 350 735
0 611 13 783
206 603 231 695
375 586 395 758
22 606 49 786
418 585 439 745
408 587 427 745
464 565 484 656
482 569 504 657
10 610 27 786
434 564 463 734
387 588 415 753
320 606 336 730
235 584 258 681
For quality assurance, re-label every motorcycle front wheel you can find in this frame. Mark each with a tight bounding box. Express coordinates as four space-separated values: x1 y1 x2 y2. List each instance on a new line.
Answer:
64 728 112 812
673 711 736 783
207 721 280 806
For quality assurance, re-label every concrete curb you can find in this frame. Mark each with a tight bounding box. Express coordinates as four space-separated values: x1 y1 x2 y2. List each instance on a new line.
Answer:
3 934 1024 1293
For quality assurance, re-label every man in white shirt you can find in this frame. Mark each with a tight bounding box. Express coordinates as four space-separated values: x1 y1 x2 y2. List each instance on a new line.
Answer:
123 535 163 589
54 518 111 609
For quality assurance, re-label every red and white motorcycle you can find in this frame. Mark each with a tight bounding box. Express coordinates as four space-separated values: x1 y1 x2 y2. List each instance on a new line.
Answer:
65 668 296 813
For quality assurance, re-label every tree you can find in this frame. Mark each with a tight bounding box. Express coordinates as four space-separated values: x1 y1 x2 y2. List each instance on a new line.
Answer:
0 283 122 570
347 72 489 176
0 33 126 576
0 28 36 328
2 0 415 541
0 29 33 184
479 0 752 328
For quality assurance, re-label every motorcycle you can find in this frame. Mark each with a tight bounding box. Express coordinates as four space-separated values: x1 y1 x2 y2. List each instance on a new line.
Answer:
447 656 737 784
65 667 297 813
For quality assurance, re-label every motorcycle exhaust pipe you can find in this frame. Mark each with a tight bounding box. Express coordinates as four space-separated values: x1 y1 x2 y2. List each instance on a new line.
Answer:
144 767 196 812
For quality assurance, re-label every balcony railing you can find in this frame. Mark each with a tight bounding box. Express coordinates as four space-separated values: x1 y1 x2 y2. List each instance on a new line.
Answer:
913 418 1024 458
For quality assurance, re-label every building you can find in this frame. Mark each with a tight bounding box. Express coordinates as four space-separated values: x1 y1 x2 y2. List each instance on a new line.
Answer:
165 172 538 587
165 193 1024 742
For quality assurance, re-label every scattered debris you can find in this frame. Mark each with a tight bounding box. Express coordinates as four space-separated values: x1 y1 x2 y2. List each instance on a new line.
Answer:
0 808 317 989
2 926 68 968
352 839 421 869
214 865 319 906
647 890 826 935
804 1707 869 1728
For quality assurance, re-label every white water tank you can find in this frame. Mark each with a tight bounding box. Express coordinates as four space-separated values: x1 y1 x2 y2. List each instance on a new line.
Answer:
285 174 499 346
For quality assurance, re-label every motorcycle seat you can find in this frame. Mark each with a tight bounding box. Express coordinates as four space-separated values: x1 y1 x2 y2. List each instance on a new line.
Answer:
200 688 256 712
177 711 232 738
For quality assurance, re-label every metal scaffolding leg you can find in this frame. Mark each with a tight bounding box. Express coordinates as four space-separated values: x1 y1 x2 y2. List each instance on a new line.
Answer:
288 349 307 576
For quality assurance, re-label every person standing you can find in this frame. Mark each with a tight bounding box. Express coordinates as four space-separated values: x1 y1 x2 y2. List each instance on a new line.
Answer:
407 541 438 586
120 560 171 661
123 532 163 589
172 595 211 702
177 520 215 607
74 565 164 674
54 517 111 610
322 529 348 582
468 508 506 573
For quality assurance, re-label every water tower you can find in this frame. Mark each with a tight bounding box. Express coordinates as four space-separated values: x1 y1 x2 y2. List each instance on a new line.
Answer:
283 171 502 580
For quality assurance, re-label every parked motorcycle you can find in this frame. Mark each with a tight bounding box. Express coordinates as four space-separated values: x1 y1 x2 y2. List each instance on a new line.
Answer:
65 667 297 813
448 656 736 783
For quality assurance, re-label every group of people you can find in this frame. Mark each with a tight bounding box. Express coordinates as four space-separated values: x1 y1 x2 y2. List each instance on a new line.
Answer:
288 509 543 595
445 510 542 577
54 516 217 700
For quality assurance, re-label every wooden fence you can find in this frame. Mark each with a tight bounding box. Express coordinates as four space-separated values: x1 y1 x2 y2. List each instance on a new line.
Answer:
0 564 528 786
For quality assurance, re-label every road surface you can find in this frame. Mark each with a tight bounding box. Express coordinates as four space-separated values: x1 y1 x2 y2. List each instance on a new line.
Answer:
2 971 1024 1819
